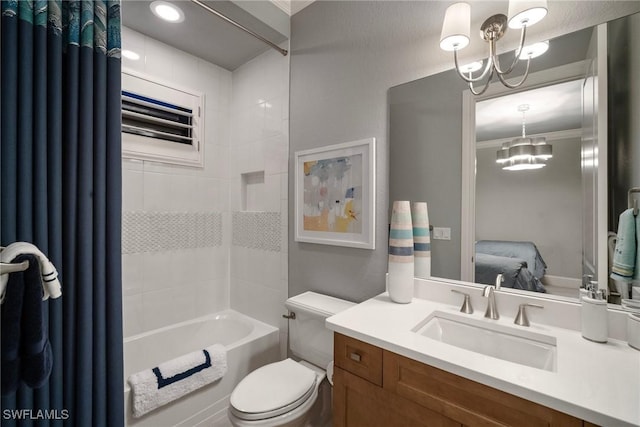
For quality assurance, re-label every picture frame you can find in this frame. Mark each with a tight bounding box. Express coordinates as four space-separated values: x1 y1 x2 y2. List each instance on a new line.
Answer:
294 138 376 249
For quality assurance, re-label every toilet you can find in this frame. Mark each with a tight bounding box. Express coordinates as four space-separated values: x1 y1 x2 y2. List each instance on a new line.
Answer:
228 291 355 427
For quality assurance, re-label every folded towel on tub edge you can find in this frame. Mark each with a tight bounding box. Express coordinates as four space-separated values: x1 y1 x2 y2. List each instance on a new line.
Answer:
128 344 227 418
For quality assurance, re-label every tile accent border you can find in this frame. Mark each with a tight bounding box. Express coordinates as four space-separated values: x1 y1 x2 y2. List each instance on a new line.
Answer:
232 212 281 252
122 211 223 254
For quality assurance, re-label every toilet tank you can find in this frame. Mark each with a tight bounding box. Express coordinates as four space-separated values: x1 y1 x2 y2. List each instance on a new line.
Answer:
285 292 355 369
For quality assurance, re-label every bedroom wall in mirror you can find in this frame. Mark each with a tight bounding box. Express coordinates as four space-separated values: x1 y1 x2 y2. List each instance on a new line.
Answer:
389 11 640 303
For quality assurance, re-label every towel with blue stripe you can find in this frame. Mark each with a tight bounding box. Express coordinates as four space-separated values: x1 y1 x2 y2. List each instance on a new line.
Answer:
128 344 227 418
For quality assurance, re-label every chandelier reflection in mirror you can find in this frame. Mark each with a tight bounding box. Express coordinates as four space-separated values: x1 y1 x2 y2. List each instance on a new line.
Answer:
440 1 549 95
496 104 552 170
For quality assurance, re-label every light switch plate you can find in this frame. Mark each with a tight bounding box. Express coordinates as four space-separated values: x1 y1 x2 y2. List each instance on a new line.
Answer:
433 227 451 240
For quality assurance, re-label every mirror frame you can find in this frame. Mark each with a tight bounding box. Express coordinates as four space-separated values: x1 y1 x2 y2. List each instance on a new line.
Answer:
460 25 610 293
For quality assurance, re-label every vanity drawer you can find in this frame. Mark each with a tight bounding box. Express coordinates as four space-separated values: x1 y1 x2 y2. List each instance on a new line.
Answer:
334 333 383 386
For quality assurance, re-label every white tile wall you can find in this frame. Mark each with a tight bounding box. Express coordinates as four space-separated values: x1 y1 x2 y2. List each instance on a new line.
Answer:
121 27 232 337
232 212 281 252
229 43 290 358
122 212 223 254
121 27 290 346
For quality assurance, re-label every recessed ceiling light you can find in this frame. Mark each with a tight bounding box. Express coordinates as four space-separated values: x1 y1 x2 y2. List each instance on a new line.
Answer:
150 1 184 23
122 49 140 61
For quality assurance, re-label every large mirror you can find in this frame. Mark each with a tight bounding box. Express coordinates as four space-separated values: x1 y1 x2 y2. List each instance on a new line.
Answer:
389 11 640 304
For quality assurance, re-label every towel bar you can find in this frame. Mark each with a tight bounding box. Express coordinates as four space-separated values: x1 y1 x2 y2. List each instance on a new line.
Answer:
0 261 29 275
629 187 640 216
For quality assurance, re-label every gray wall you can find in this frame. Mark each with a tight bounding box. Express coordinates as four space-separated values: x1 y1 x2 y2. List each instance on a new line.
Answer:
289 1 640 303
475 138 583 279
389 71 468 280
608 12 640 229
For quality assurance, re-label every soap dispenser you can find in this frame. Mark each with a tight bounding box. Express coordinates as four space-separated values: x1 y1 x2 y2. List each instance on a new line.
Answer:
581 282 608 343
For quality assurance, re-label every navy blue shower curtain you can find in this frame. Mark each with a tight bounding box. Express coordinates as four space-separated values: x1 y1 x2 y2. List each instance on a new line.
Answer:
1 1 124 425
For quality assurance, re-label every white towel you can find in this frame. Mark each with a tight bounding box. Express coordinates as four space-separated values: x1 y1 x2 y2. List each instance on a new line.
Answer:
128 344 227 418
0 242 62 304
611 209 637 281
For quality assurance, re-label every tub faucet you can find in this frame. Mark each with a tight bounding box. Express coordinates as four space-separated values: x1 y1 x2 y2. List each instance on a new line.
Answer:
483 274 502 320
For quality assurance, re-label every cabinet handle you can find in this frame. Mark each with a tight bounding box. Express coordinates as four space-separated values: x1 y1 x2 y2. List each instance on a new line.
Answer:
350 352 362 362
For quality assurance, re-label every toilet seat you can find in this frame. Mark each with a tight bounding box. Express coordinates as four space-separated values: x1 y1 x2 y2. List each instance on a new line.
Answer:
229 359 318 422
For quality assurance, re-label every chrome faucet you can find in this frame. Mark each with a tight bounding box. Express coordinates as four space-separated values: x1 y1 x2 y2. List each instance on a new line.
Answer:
483 274 503 320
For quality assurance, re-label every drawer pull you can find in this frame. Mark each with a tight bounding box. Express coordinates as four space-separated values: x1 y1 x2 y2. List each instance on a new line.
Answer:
350 352 362 362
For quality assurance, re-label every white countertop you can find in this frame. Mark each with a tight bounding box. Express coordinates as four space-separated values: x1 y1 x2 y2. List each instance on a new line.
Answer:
326 292 640 427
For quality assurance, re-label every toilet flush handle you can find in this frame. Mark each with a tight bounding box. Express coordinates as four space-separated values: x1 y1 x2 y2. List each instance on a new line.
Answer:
282 312 296 319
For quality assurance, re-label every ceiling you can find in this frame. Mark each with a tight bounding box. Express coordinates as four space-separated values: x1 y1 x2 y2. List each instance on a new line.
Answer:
121 0 289 70
121 1 640 74
473 22 596 144
476 79 583 142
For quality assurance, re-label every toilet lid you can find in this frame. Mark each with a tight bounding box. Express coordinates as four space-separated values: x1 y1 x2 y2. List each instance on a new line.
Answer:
230 359 317 421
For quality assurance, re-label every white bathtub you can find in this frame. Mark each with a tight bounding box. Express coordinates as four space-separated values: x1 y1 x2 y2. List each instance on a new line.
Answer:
124 310 280 427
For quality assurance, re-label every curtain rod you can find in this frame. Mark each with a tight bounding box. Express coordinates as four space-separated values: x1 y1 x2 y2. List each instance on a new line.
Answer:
190 0 288 56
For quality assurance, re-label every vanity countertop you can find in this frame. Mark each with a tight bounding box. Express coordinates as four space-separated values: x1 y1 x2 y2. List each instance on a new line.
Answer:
326 291 640 427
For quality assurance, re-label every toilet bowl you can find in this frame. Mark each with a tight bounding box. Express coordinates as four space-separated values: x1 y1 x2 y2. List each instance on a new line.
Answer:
227 292 354 427
228 359 326 427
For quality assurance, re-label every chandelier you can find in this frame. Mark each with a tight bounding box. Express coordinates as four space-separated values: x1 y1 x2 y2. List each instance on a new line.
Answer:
440 1 549 95
496 104 552 171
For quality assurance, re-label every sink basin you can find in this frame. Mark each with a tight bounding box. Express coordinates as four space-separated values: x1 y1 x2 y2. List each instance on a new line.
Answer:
412 311 557 372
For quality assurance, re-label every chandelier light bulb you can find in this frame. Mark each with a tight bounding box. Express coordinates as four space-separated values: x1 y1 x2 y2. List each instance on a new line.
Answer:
503 158 546 171
460 61 484 74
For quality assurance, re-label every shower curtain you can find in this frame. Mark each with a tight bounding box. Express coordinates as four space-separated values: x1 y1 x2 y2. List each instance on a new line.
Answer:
1 1 124 425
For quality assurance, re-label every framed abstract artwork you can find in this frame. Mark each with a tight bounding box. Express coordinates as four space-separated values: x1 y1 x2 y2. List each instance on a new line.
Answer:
294 138 376 249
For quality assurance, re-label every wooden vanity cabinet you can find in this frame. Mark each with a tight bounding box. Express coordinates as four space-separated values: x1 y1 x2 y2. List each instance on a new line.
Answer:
333 333 597 427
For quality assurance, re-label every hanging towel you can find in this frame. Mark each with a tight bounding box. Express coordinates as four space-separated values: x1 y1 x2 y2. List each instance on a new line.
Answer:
19 254 53 389
611 209 637 281
0 255 28 396
1 254 54 396
0 242 62 303
128 344 227 418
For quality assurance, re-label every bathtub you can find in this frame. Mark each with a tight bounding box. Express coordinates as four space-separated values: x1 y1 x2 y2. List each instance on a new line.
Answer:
124 310 280 427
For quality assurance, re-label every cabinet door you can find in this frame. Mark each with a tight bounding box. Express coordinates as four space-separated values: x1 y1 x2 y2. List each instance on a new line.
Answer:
383 351 583 427
333 366 461 427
